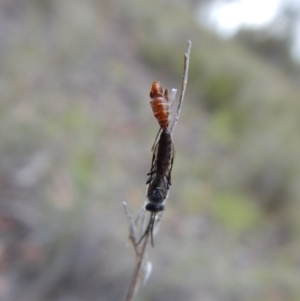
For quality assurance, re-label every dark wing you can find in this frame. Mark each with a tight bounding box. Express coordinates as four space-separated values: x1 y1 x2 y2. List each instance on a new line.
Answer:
146 139 159 184
165 141 175 188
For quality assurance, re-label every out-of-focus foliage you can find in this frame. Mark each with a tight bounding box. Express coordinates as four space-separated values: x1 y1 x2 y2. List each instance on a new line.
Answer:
236 28 295 72
1 0 300 300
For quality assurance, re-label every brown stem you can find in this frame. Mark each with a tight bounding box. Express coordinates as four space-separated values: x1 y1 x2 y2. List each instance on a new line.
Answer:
124 230 149 301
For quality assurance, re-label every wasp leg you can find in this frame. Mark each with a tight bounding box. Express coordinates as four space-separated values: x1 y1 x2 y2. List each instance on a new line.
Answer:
136 213 156 247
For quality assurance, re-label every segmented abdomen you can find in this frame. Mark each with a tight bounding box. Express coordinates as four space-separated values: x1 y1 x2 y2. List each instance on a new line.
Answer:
150 97 170 130
149 81 170 130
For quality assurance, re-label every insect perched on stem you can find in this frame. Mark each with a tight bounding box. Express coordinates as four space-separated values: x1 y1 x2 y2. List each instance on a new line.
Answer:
137 129 175 246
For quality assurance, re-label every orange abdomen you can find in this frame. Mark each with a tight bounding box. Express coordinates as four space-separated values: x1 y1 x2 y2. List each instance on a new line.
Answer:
150 97 170 129
149 82 170 130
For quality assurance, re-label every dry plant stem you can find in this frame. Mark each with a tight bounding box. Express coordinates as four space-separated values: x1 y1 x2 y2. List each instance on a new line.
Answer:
123 202 150 300
169 88 178 112
170 40 192 135
123 40 192 301
125 231 149 301
123 202 138 255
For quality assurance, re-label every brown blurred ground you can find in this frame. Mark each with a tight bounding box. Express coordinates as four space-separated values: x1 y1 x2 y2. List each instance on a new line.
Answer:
1 0 300 300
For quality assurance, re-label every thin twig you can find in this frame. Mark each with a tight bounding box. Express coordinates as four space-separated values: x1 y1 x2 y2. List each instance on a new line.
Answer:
169 88 178 112
123 202 139 255
125 226 150 301
124 40 192 301
170 40 192 135
123 202 136 241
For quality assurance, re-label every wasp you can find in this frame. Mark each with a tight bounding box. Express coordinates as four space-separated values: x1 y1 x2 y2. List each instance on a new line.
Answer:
137 129 175 246
149 81 171 130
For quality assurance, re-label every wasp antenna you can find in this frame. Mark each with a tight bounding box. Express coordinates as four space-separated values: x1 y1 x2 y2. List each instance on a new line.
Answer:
136 213 155 246
149 213 156 247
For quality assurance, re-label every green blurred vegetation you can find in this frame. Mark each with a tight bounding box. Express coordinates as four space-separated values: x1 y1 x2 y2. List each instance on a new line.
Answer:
1 0 300 300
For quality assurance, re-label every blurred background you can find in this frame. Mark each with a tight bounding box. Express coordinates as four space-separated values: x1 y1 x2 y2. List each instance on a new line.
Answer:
1 0 300 300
